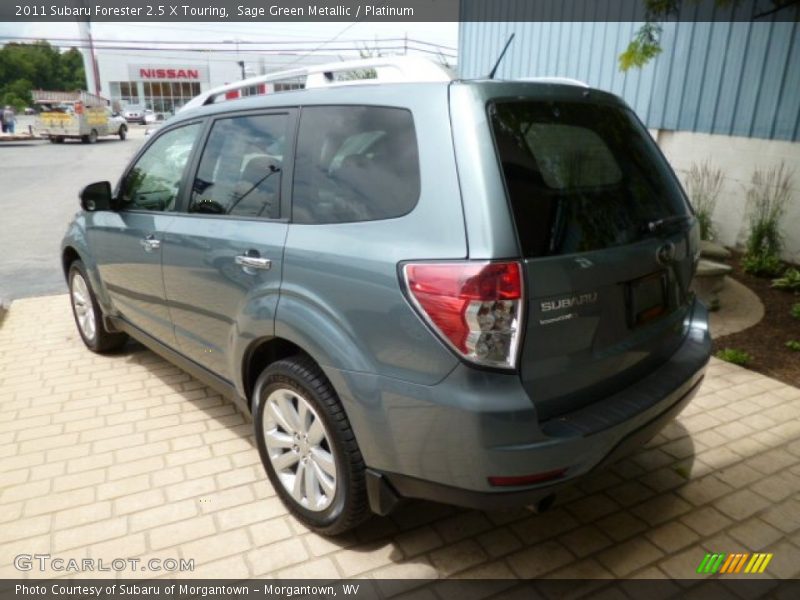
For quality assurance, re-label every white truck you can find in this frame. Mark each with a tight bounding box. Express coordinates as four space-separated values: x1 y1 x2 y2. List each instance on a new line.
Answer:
33 90 128 144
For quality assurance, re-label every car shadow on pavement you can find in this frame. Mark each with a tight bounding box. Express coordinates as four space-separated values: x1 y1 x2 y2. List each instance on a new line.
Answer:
300 421 698 581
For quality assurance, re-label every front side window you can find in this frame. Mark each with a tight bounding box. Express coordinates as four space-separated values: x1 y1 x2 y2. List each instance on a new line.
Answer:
118 123 202 212
189 114 288 218
292 106 420 224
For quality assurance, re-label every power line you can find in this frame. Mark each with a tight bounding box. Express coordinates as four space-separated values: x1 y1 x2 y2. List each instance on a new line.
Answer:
0 38 457 64
277 21 363 70
0 45 457 64
0 34 457 52
275 0 398 70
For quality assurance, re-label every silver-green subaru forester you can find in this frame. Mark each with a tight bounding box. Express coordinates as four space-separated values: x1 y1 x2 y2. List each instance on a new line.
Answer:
61 58 711 534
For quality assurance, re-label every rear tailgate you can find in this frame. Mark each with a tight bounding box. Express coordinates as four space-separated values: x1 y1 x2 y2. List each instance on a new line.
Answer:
486 92 699 420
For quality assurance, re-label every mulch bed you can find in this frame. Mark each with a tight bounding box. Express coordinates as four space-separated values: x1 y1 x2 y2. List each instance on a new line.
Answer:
712 252 800 387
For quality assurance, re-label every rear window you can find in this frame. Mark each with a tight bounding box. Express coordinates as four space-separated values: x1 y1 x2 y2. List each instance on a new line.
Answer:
489 100 689 257
292 106 420 224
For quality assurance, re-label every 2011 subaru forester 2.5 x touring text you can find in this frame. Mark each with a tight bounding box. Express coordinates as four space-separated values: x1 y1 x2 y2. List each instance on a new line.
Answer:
61 57 711 535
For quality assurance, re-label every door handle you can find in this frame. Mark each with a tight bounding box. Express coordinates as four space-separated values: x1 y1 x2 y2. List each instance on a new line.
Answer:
235 254 272 271
140 235 161 252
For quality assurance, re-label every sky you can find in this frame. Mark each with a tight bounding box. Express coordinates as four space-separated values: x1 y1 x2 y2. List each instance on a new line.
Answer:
0 21 459 56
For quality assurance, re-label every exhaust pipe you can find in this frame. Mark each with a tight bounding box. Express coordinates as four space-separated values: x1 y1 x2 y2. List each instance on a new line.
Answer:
526 494 556 514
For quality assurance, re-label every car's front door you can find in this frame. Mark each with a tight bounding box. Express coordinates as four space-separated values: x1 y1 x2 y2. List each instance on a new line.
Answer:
90 121 204 346
161 110 294 380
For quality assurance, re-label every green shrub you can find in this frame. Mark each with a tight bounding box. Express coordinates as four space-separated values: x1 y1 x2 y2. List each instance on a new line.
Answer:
715 348 753 366
742 163 794 278
791 303 800 319
786 340 800 352
685 161 724 241
772 268 800 292
742 253 784 277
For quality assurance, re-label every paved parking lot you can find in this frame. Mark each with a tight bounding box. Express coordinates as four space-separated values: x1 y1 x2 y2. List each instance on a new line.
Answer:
0 127 146 301
1 294 799 583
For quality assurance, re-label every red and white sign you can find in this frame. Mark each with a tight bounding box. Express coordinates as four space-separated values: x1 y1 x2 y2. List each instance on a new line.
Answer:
129 65 209 82
140 68 199 80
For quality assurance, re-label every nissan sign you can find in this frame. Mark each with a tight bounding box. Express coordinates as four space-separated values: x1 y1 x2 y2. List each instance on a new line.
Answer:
129 65 209 82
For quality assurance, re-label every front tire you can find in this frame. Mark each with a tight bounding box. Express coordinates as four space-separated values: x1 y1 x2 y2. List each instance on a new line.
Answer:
253 356 369 535
68 260 128 353
118 125 127 140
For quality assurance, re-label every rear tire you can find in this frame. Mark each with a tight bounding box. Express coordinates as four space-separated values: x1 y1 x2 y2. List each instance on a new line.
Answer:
118 125 127 140
68 260 128 353
88 129 98 144
253 355 369 535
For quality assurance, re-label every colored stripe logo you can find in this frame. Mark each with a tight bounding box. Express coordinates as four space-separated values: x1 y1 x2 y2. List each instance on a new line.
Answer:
697 552 773 574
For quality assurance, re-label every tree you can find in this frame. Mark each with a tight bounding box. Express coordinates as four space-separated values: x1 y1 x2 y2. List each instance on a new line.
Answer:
620 0 800 71
58 48 86 91
0 40 86 109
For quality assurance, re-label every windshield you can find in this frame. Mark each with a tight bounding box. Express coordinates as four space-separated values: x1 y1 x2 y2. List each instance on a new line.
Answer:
488 99 690 258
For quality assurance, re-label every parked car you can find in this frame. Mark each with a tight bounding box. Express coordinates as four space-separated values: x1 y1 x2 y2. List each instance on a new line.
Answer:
123 106 156 125
122 106 144 124
61 58 711 535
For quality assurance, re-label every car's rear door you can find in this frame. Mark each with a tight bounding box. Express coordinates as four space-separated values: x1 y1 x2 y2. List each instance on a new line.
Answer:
89 120 204 346
161 109 294 380
485 94 699 420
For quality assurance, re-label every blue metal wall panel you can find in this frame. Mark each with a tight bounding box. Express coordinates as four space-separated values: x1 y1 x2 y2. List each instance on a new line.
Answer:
752 22 794 139
772 22 800 140
695 21 731 132
458 15 800 141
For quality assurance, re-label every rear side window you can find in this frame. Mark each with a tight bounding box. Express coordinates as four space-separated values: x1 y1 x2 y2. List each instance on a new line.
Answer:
189 114 288 218
292 106 420 224
489 100 689 257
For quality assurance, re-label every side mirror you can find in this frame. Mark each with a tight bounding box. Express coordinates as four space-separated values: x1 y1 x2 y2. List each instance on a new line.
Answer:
80 181 113 212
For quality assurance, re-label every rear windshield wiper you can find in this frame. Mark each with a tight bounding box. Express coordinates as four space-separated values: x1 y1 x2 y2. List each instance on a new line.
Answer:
643 214 693 233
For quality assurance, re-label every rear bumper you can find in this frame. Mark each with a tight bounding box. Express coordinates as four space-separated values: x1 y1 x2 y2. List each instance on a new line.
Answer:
342 301 711 513
373 370 703 512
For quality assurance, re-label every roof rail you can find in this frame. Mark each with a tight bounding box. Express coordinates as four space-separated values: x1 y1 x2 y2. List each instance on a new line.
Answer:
180 56 453 113
516 76 590 88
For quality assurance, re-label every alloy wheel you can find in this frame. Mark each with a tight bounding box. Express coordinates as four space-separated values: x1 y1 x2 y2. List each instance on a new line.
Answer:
70 273 96 342
262 387 337 511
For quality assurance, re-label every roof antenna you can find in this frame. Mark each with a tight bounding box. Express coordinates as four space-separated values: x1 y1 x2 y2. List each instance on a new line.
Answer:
488 33 516 79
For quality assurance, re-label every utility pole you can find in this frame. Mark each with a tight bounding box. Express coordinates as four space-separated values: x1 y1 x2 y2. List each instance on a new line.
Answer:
75 1 101 95
225 38 246 80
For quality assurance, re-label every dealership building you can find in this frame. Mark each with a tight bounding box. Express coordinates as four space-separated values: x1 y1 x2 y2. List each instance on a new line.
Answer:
93 49 335 116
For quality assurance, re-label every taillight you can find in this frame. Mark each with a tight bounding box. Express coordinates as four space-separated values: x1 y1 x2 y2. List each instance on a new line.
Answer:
402 261 524 369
